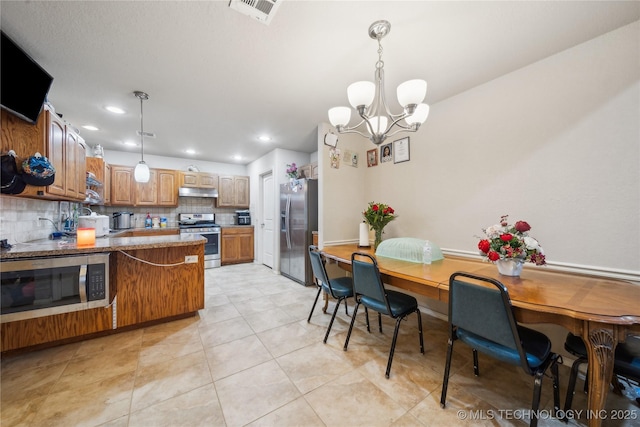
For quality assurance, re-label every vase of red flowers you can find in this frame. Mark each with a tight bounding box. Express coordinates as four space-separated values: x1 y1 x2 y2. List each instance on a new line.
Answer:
363 202 397 251
477 215 545 277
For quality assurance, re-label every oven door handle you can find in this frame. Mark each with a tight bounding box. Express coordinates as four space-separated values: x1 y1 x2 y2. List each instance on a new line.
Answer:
78 264 88 303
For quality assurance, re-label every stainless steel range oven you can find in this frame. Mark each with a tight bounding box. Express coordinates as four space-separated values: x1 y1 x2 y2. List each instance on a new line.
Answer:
178 213 220 268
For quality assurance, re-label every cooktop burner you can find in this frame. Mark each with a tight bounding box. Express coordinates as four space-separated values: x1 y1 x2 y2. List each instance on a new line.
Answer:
178 213 219 229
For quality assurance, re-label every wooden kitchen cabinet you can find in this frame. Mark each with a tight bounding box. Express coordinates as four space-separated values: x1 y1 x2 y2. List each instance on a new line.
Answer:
181 171 218 189
110 165 135 206
1 306 113 352
221 226 254 265
135 169 158 205
86 157 112 205
0 108 86 202
111 166 177 207
65 127 86 200
218 175 250 208
299 162 318 179
114 244 204 327
137 168 177 206
157 169 178 205
104 163 111 204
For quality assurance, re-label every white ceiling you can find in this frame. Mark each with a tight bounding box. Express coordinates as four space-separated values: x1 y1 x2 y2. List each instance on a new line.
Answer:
2 1 638 165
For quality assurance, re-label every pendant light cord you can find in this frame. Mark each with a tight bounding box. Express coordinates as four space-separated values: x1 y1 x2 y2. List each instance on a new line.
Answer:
139 95 144 163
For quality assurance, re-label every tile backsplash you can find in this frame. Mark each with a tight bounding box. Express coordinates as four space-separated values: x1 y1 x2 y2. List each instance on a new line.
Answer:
0 196 64 244
0 196 244 244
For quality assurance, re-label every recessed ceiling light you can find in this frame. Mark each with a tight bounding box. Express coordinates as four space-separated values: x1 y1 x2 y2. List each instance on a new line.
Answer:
106 106 126 114
258 135 271 142
233 155 242 161
185 149 196 155
82 125 99 131
123 141 138 147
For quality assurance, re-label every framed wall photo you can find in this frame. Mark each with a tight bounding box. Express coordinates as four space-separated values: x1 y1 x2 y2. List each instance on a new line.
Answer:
380 143 393 163
367 148 378 167
393 137 410 163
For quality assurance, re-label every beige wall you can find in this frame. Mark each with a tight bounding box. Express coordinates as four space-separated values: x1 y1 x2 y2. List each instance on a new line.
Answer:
319 21 640 277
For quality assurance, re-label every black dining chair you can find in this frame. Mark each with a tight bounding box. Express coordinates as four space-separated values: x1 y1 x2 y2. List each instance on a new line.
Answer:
307 245 354 344
440 272 561 427
563 332 640 416
343 252 424 378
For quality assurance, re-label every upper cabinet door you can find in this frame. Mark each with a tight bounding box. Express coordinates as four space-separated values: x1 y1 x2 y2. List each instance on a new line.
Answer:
157 169 178 206
234 176 249 208
218 175 250 208
218 175 235 207
135 169 159 205
46 112 66 196
111 166 135 206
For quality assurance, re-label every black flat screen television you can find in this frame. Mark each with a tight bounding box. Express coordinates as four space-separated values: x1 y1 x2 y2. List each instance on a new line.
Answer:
1 31 54 124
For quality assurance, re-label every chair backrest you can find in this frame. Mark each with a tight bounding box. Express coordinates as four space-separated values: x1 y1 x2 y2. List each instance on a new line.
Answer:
351 252 392 314
309 245 329 286
448 271 530 371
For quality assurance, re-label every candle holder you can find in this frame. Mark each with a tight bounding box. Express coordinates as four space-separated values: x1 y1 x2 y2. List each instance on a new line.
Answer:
76 228 96 247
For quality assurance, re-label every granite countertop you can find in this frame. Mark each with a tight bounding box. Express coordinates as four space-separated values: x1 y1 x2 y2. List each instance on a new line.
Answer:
0 233 206 260
220 224 254 228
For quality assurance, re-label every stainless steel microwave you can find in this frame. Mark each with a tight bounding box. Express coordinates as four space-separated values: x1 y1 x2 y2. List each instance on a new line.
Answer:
1 253 109 323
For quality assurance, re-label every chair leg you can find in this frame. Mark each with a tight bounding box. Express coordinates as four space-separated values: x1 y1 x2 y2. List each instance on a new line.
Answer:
343 302 360 351
531 370 544 427
551 355 560 418
416 309 424 353
378 312 383 333
307 287 323 323
385 316 403 378
440 338 455 408
364 307 371 333
344 298 349 316
564 356 587 416
323 297 343 344
473 349 479 376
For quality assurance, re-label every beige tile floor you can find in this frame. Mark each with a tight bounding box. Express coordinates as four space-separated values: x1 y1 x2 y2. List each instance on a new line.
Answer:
2 263 638 427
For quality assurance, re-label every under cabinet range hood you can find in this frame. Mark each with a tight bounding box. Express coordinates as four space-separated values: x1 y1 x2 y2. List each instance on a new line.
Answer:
178 187 219 198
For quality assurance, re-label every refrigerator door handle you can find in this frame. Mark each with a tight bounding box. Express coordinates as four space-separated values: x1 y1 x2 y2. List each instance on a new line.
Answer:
285 194 292 249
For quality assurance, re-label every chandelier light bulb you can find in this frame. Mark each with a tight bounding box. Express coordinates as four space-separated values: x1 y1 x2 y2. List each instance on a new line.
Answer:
404 103 430 125
369 116 388 135
328 106 352 127
347 81 376 109
397 79 427 108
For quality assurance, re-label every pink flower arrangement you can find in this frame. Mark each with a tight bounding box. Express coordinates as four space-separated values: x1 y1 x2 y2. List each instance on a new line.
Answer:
286 163 298 179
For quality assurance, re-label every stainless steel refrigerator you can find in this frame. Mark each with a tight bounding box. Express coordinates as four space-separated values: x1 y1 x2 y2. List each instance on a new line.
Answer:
280 179 318 286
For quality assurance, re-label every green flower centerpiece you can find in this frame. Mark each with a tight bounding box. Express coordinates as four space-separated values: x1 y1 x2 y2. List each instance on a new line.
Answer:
363 202 397 251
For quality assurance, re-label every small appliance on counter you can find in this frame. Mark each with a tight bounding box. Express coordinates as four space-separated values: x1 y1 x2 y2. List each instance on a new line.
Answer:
236 210 251 225
113 211 134 230
78 213 110 237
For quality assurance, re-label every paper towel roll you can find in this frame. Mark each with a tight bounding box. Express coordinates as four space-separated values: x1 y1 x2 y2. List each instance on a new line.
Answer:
359 222 370 247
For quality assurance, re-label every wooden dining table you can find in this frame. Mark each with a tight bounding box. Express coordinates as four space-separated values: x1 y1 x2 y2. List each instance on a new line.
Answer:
320 244 640 427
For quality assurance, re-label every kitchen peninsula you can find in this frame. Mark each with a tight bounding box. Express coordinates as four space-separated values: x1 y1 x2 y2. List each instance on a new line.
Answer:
0 233 205 353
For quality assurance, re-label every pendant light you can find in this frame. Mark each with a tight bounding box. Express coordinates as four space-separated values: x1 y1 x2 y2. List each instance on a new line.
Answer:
134 91 150 183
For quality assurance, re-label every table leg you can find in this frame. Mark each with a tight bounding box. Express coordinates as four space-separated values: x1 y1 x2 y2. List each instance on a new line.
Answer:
582 325 617 427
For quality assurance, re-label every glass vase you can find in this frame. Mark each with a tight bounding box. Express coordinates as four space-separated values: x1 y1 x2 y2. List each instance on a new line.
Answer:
374 228 383 251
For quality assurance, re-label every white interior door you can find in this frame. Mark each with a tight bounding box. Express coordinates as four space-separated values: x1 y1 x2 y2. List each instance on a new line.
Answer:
261 172 274 268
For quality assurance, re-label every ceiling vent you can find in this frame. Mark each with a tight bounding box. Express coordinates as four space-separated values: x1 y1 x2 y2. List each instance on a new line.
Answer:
229 0 281 25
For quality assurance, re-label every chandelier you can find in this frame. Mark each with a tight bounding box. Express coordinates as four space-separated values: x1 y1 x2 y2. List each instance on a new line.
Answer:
133 91 150 183
328 20 430 145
